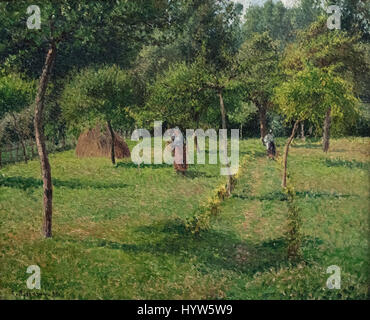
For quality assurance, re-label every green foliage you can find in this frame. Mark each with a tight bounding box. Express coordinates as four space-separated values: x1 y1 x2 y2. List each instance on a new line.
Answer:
282 17 368 95
237 32 280 107
61 65 136 136
0 0 170 78
186 155 245 235
142 60 217 130
228 101 258 128
0 73 34 118
325 0 370 40
274 65 359 127
185 181 230 235
242 0 324 46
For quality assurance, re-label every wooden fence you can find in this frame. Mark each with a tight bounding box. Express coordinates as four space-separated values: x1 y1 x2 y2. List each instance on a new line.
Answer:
0 139 76 168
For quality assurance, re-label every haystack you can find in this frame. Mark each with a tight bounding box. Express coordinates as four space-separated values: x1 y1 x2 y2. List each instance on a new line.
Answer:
76 125 130 159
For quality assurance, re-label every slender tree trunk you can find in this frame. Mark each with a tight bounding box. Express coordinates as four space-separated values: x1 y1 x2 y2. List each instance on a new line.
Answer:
218 90 227 130
195 118 199 152
282 121 300 188
34 42 56 238
31 140 35 158
308 126 313 136
107 120 116 165
218 89 232 196
258 105 267 144
323 107 331 153
300 122 305 141
20 139 28 163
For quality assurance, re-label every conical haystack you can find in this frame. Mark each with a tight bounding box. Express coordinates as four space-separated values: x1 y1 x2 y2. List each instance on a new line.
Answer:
76 125 130 159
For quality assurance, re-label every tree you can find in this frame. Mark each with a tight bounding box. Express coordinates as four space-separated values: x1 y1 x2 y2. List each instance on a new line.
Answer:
282 17 368 152
324 0 370 41
274 65 358 187
0 73 35 161
243 0 294 45
228 101 257 138
1 0 169 238
237 32 280 143
61 65 136 165
242 0 324 47
0 107 34 163
0 73 34 120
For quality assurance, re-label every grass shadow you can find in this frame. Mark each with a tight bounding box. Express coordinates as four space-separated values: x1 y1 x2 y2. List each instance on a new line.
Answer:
324 158 369 170
184 170 215 179
0 176 128 191
115 162 172 170
70 219 320 276
233 190 353 201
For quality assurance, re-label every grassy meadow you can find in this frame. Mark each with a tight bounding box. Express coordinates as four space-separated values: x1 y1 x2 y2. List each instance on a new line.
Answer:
0 137 369 299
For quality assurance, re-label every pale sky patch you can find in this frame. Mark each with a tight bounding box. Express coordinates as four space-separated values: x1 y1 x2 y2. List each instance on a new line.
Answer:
233 0 300 13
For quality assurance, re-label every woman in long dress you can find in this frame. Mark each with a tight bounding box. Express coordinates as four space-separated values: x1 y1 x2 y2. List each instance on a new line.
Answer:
172 128 188 174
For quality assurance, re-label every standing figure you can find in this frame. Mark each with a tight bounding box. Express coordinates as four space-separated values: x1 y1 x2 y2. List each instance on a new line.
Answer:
172 127 188 174
264 129 276 159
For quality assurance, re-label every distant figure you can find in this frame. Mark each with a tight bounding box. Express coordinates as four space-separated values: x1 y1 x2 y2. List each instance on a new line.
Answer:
172 127 188 174
264 129 276 159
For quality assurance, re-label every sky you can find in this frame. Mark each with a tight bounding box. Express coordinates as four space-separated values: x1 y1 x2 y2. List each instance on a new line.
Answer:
233 0 299 10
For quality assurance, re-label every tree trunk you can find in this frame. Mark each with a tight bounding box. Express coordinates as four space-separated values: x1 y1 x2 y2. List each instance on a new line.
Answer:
300 122 305 141
34 42 56 238
194 118 199 152
282 121 300 188
218 90 227 130
218 90 232 196
258 105 267 144
20 139 28 163
31 140 35 158
323 107 331 153
107 120 116 165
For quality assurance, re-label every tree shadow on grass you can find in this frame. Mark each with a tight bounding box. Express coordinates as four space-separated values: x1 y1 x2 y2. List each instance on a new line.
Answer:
115 162 172 170
291 143 321 149
239 150 267 158
184 170 215 179
73 219 321 276
324 158 369 170
0 176 128 191
232 190 353 201
115 161 215 179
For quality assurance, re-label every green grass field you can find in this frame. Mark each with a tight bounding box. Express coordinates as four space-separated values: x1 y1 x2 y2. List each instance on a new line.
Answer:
0 137 368 299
